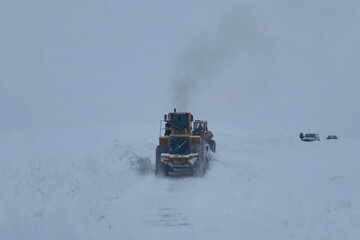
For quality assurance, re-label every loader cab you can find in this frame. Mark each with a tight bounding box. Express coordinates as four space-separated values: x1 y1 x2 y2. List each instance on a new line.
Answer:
193 120 207 135
164 111 193 135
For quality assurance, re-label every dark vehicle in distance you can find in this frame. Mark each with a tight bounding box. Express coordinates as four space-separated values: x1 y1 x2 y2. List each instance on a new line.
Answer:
326 135 338 140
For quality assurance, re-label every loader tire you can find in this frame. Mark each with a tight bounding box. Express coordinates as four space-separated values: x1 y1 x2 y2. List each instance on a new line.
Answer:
155 145 166 176
209 140 216 153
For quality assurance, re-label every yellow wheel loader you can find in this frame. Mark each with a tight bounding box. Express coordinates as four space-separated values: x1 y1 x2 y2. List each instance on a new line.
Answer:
155 109 216 176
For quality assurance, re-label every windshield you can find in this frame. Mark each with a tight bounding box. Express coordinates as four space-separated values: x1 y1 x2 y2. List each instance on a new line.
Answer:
170 113 189 132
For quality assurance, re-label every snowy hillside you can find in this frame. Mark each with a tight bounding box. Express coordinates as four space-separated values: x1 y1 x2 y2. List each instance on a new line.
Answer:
1 125 359 240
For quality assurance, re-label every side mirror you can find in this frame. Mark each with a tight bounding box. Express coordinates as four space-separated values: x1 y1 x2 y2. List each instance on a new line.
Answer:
206 146 209 151
164 115 167 121
191 115 193 121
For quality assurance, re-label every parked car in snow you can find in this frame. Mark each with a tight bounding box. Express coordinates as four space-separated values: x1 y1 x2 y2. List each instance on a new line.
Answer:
300 133 320 142
326 135 338 140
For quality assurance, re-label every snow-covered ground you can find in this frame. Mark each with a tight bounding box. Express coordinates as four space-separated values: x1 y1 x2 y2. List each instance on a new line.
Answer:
2 0 360 239
1 124 359 240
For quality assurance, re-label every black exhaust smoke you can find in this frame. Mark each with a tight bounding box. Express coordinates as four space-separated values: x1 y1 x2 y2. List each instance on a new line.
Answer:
172 4 259 110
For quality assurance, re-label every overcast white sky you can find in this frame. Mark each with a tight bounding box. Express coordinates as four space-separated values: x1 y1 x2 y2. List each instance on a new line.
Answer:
1 0 359 136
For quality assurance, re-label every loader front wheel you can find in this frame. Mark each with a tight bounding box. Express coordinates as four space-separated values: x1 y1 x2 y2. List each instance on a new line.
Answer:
209 140 216 153
155 145 166 176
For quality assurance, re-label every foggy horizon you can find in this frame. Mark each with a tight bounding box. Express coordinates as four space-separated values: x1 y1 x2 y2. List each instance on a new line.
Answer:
1 0 360 137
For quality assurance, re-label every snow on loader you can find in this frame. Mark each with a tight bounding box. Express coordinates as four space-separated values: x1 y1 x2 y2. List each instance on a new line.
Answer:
155 109 216 176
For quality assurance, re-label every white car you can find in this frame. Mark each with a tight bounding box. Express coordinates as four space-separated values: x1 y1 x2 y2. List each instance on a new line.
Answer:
301 133 320 142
